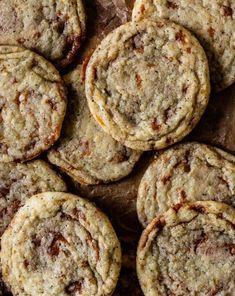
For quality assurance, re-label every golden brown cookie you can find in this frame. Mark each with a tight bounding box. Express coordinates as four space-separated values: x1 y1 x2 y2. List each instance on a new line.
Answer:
0 46 67 162
137 201 235 295
132 0 235 92
0 0 86 67
86 20 210 151
137 142 235 227
1 192 121 296
48 66 141 185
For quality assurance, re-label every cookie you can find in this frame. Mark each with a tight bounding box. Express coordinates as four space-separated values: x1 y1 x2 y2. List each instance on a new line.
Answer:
1 192 121 296
137 142 235 227
0 160 67 237
132 0 235 92
0 0 86 67
48 66 141 185
0 46 67 162
137 201 235 295
85 20 210 151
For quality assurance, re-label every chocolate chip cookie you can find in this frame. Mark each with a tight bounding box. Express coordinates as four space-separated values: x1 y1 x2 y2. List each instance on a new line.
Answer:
85 20 210 151
1 192 121 296
137 201 235 295
137 142 235 227
48 65 141 184
132 0 235 92
0 46 67 162
0 0 86 67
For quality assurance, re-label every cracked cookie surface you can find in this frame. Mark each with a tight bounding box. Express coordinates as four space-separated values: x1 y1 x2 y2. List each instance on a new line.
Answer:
0 0 86 67
0 46 67 162
132 0 235 92
85 20 210 151
137 142 235 227
1 192 121 296
48 66 141 185
137 201 235 295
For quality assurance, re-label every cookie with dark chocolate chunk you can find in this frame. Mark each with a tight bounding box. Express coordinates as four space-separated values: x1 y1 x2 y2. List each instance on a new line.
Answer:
137 142 235 227
0 46 67 162
137 201 235 295
85 20 210 151
48 65 141 184
133 0 235 92
1 192 121 296
0 0 86 67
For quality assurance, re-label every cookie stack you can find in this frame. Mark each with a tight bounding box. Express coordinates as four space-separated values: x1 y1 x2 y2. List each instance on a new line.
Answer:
0 0 234 295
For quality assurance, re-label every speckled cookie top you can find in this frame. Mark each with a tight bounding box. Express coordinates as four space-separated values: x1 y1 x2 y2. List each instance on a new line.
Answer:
137 201 235 296
132 0 235 92
48 66 141 185
137 142 235 227
85 20 210 151
0 160 67 237
0 46 67 162
1 192 121 296
0 0 86 67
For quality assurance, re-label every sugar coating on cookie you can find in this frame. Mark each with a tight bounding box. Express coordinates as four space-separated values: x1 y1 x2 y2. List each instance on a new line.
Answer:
1 192 121 296
0 0 86 67
137 142 235 227
0 46 67 162
137 201 235 295
0 160 67 237
86 20 210 151
48 66 141 185
132 0 235 92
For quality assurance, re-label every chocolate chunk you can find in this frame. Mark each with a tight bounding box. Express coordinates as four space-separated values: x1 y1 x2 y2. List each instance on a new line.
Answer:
208 27 215 38
161 175 171 185
222 5 233 16
175 30 186 43
167 1 178 9
135 73 142 87
65 281 82 295
48 232 68 257
151 118 161 131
